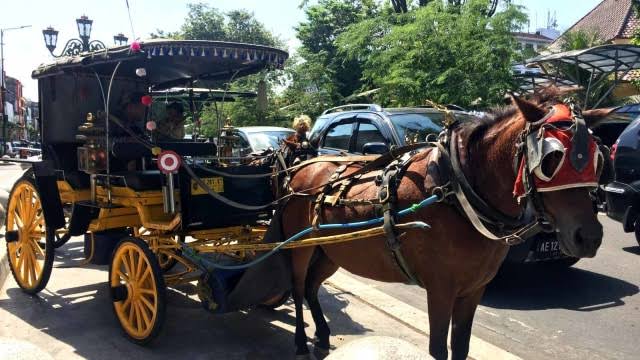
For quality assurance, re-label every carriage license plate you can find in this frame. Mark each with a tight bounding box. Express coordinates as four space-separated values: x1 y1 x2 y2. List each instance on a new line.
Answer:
191 177 224 195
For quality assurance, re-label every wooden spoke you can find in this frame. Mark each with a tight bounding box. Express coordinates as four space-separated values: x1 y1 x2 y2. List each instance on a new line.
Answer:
137 301 151 329
139 294 155 312
136 252 144 281
139 267 151 285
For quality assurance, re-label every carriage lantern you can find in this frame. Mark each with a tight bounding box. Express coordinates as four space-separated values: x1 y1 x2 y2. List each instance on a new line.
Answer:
113 33 128 46
42 16 127 57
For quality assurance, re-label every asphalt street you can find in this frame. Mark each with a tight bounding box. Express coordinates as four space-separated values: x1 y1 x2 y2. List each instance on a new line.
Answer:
351 215 640 359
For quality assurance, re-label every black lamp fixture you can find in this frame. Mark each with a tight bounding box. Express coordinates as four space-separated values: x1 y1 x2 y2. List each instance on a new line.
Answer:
113 33 128 46
42 27 59 53
76 15 93 39
42 15 126 57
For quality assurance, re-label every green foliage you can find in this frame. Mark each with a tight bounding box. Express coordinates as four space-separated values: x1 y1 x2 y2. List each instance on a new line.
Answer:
153 3 290 135
280 0 379 118
336 0 526 108
559 29 604 51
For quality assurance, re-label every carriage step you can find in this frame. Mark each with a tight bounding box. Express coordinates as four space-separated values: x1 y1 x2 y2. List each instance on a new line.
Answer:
111 284 128 302
5 230 19 243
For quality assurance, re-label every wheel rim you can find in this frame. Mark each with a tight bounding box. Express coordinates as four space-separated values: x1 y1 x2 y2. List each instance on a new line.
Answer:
111 243 159 340
6 181 48 290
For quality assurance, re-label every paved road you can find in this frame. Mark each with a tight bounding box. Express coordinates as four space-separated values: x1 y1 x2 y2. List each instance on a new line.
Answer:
352 215 640 359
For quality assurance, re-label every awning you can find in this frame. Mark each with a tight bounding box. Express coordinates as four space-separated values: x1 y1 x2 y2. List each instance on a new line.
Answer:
523 44 640 108
527 44 640 74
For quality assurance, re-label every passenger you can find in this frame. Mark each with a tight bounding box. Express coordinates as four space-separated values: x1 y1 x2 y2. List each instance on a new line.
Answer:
284 114 312 149
107 91 147 137
283 114 317 164
157 102 186 140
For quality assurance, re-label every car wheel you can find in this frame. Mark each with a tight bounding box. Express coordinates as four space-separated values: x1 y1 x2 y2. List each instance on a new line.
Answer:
635 220 640 247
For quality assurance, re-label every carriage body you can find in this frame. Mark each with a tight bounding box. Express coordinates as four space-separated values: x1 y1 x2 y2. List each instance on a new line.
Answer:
4 40 290 343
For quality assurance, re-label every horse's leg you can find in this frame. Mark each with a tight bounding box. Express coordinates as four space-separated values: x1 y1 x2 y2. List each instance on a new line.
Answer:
304 251 339 354
291 246 315 357
450 287 486 360
427 289 455 360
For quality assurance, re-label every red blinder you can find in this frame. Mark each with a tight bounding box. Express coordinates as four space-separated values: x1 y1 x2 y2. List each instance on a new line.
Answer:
513 104 601 199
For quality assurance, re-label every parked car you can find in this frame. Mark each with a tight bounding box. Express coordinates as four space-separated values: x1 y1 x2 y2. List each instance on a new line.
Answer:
225 126 295 157
309 104 474 155
1 141 19 159
309 103 610 266
604 113 640 246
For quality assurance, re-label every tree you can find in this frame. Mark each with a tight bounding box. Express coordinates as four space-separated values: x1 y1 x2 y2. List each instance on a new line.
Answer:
281 0 379 117
390 0 504 16
153 3 288 134
560 29 604 52
338 0 526 108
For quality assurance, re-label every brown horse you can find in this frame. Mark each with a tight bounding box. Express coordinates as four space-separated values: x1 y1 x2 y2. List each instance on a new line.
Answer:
275 93 609 359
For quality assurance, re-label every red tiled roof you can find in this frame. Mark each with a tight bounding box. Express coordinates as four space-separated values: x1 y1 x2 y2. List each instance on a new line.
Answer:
512 32 553 42
550 0 639 49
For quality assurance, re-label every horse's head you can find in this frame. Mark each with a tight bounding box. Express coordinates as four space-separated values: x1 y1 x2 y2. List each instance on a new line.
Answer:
510 95 613 258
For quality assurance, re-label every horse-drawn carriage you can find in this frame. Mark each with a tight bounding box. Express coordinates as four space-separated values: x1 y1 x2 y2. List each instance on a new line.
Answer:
4 39 299 343
3 38 609 359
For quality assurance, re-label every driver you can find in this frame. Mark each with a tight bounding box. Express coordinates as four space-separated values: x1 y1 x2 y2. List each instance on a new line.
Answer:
157 102 186 140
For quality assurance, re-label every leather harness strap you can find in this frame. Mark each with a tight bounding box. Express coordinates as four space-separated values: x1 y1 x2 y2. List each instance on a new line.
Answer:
376 154 422 285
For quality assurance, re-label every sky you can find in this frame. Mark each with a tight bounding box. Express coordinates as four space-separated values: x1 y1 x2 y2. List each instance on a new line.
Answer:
0 0 604 99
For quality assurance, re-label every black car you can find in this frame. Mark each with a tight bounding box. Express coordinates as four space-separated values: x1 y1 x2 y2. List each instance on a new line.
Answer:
309 104 475 155
605 112 640 245
310 103 625 266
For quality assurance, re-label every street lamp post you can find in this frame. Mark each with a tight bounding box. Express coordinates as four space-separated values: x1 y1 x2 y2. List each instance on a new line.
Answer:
1 25 31 155
42 15 127 58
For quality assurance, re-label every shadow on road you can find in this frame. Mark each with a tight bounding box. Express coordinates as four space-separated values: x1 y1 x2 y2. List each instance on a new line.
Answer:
622 246 640 255
483 265 639 312
0 242 370 359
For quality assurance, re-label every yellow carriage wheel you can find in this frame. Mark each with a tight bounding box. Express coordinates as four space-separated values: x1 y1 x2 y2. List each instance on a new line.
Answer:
5 177 54 294
109 237 166 344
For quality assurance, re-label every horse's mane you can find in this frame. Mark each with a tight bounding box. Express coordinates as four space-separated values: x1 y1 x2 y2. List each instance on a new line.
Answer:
461 86 572 144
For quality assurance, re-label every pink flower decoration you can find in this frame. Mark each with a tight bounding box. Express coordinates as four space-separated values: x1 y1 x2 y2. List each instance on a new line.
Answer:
146 121 157 131
141 95 153 106
130 41 141 53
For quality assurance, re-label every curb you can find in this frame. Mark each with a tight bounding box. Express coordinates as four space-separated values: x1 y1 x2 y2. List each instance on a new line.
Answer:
0 189 8 290
325 272 522 360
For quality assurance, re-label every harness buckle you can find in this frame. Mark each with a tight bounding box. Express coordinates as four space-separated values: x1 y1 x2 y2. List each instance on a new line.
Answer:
431 183 452 202
379 185 391 203
504 235 523 246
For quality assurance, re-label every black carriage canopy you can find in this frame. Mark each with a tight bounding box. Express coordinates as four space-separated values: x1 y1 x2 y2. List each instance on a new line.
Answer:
32 39 288 90
150 88 258 102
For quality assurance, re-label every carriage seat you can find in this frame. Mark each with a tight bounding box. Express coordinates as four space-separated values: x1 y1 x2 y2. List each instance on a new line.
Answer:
110 170 163 191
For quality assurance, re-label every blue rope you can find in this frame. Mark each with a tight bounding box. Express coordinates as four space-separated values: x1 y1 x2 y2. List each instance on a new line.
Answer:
181 194 439 271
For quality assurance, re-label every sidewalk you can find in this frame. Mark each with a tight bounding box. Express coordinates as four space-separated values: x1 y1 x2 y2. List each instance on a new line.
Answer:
0 238 432 360
0 239 519 359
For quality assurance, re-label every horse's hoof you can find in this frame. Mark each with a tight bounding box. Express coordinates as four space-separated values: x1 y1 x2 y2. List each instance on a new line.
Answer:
313 346 330 358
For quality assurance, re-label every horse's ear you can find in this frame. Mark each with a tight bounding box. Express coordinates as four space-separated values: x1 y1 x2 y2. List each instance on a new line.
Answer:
510 94 547 122
582 107 617 127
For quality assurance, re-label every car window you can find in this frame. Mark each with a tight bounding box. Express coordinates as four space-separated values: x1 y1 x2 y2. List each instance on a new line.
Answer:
323 122 354 150
355 122 386 153
389 113 444 145
246 130 294 151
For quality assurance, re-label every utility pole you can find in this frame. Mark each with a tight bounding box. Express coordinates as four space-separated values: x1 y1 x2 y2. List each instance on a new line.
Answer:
0 25 31 155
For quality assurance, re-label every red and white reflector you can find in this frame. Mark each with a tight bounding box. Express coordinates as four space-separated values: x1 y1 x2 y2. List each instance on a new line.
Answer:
158 150 181 174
